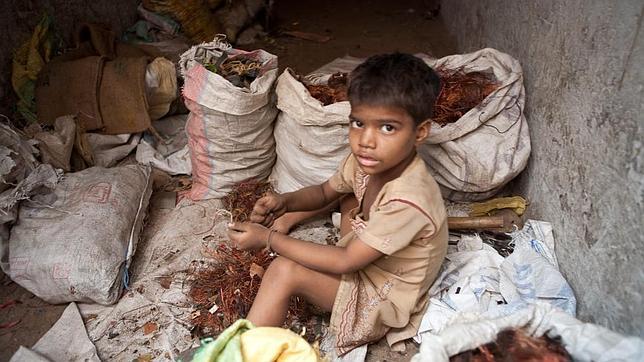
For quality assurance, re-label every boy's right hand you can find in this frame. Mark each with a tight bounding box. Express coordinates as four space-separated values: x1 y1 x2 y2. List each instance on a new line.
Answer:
250 193 288 227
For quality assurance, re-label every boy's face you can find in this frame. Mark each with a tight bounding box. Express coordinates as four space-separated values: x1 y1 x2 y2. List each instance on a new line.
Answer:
348 103 429 178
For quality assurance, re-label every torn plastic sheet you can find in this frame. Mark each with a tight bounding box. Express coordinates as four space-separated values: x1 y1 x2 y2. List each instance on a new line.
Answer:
415 220 576 344
136 115 191 175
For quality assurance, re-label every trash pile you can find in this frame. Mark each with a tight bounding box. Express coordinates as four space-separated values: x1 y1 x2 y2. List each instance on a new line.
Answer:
409 199 644 362
188 244 317 341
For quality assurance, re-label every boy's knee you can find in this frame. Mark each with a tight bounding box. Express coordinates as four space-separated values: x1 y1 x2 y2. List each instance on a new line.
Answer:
265 256 299 281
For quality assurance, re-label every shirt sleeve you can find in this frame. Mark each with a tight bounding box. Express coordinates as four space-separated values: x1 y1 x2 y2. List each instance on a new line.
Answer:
356 198 436 255
327 153 356 193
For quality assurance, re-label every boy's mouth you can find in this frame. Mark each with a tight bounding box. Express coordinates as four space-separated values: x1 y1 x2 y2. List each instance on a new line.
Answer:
356 154 379 167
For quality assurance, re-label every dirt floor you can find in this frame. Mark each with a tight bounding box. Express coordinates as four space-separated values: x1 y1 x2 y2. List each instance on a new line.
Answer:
0 1 456 360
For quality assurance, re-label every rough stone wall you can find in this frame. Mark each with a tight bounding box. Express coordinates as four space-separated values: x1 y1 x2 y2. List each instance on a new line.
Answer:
0 0 138 122
441 0 643 336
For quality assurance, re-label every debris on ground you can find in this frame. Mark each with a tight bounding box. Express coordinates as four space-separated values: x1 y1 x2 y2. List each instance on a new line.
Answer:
433 66 499 126
283 30 332 43
304 72 349 105
142 321 158 335
0 320 21 329
162 175 192 192
449 328 571 362
188 244 273 336
0 300 21 309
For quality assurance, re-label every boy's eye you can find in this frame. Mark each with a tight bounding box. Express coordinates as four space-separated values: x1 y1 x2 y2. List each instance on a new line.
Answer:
350 120 363 128
381 124 396 133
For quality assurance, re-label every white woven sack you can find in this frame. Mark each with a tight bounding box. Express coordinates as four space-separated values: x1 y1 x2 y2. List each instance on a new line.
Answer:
181 38 278 199
411 302 644 362
270 56 363 193
6 164 152 305
419 48 531 201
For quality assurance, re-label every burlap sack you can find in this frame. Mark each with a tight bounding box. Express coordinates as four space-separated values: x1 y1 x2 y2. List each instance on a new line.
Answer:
100 56 151 134
36 56 151 135
36 56 105 131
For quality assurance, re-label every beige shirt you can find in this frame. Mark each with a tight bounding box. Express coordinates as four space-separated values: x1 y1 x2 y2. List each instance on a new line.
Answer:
327 153 448 355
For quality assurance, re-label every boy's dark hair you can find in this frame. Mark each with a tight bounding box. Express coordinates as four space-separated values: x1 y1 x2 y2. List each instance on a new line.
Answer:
348 53 441 125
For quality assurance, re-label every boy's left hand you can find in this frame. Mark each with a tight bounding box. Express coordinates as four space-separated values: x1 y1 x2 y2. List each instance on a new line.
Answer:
227 222 270 251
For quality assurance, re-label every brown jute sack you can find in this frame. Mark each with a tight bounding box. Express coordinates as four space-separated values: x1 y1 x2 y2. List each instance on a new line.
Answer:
99 56 151 134
35 56 105 131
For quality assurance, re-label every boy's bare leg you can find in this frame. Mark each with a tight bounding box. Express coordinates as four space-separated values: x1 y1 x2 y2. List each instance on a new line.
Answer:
246 257 341 326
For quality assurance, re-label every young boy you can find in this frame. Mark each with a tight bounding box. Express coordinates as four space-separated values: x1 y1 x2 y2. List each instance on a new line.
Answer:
227 53 447 354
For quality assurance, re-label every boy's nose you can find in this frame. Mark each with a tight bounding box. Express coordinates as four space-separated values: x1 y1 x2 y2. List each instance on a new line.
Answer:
359 128 376 148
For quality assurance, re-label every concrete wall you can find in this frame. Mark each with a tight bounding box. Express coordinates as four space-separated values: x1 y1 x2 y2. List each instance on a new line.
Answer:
441 0 643 336
0 0 138 122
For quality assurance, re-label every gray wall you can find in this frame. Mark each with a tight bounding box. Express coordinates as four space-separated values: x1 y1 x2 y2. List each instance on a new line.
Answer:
0 0 138 122
441 0 643 336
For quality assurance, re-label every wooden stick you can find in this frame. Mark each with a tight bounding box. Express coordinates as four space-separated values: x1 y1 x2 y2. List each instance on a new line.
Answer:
448 216 505 230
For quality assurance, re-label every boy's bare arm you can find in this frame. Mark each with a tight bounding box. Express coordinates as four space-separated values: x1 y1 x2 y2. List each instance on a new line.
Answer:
269 232 383 275
285 181 342 211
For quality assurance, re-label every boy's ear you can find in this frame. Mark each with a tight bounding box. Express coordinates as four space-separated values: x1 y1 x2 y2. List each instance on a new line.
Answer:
415 119 431 144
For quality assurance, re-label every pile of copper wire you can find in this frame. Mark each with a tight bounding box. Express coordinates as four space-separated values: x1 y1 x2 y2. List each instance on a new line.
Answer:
305 72 349 106
450 328 571 362
188 245 325 341
222 180 273 222
188 180 325 341
433 66 499 126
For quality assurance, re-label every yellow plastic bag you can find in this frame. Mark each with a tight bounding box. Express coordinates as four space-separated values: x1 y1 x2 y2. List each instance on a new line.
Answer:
469 196 528 217
12 14 59 123
189 320 319 362
146 57 178 120
241 327 318 362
